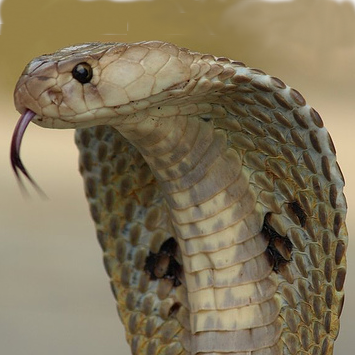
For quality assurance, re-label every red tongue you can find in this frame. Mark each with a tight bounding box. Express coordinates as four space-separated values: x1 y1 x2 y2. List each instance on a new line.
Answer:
10 110 46 196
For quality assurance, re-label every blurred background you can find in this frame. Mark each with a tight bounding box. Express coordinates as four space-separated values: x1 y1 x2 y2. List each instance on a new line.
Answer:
0 0 354 353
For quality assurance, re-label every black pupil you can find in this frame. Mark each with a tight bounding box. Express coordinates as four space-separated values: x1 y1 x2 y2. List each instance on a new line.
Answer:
72 62 93 84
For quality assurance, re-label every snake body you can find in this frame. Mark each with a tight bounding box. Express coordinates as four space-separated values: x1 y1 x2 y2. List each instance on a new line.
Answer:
12 41 347 354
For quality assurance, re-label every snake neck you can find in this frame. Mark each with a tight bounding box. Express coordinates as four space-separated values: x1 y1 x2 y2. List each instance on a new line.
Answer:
114 112 281 353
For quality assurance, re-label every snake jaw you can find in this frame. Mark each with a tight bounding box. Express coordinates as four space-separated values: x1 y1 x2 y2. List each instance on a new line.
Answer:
10 109 46 196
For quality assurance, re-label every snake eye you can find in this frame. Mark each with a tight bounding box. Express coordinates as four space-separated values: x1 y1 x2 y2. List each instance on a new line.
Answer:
72 62 93 84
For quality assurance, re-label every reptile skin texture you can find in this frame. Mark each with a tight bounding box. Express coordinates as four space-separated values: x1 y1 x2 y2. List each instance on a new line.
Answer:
12 41 347 354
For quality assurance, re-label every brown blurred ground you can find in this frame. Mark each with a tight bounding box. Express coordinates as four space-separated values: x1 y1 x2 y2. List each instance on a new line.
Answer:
0 0 354 354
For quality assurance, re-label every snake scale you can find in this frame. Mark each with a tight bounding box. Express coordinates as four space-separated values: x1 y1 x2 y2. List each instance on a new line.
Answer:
11 41 347 354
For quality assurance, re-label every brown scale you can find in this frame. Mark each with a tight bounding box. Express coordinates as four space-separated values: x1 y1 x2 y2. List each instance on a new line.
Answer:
262 213 293 272
287 200 307 227
144 237 183 287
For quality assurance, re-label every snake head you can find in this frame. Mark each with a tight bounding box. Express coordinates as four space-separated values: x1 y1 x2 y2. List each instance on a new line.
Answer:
11 41 192 193
14 41 192 128
14 42 118 129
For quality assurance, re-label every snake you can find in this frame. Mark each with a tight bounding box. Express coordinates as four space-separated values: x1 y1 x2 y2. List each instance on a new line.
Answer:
11 41 347 354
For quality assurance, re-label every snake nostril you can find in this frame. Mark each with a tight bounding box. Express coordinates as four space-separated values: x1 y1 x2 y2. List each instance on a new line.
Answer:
48 90 63 106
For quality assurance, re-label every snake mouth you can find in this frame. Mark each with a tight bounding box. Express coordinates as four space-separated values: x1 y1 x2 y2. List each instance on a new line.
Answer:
10 109 46 196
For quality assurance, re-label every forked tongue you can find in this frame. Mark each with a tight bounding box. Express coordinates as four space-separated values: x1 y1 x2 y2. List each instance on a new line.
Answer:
10 109 46 197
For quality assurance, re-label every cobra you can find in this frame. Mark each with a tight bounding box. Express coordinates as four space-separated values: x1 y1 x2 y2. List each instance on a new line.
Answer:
11 41 347 354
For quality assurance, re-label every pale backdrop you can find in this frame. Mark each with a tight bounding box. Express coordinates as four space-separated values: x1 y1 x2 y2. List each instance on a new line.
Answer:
0 0 354 354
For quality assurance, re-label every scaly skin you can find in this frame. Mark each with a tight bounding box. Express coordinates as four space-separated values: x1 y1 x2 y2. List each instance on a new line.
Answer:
13 41 347 354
